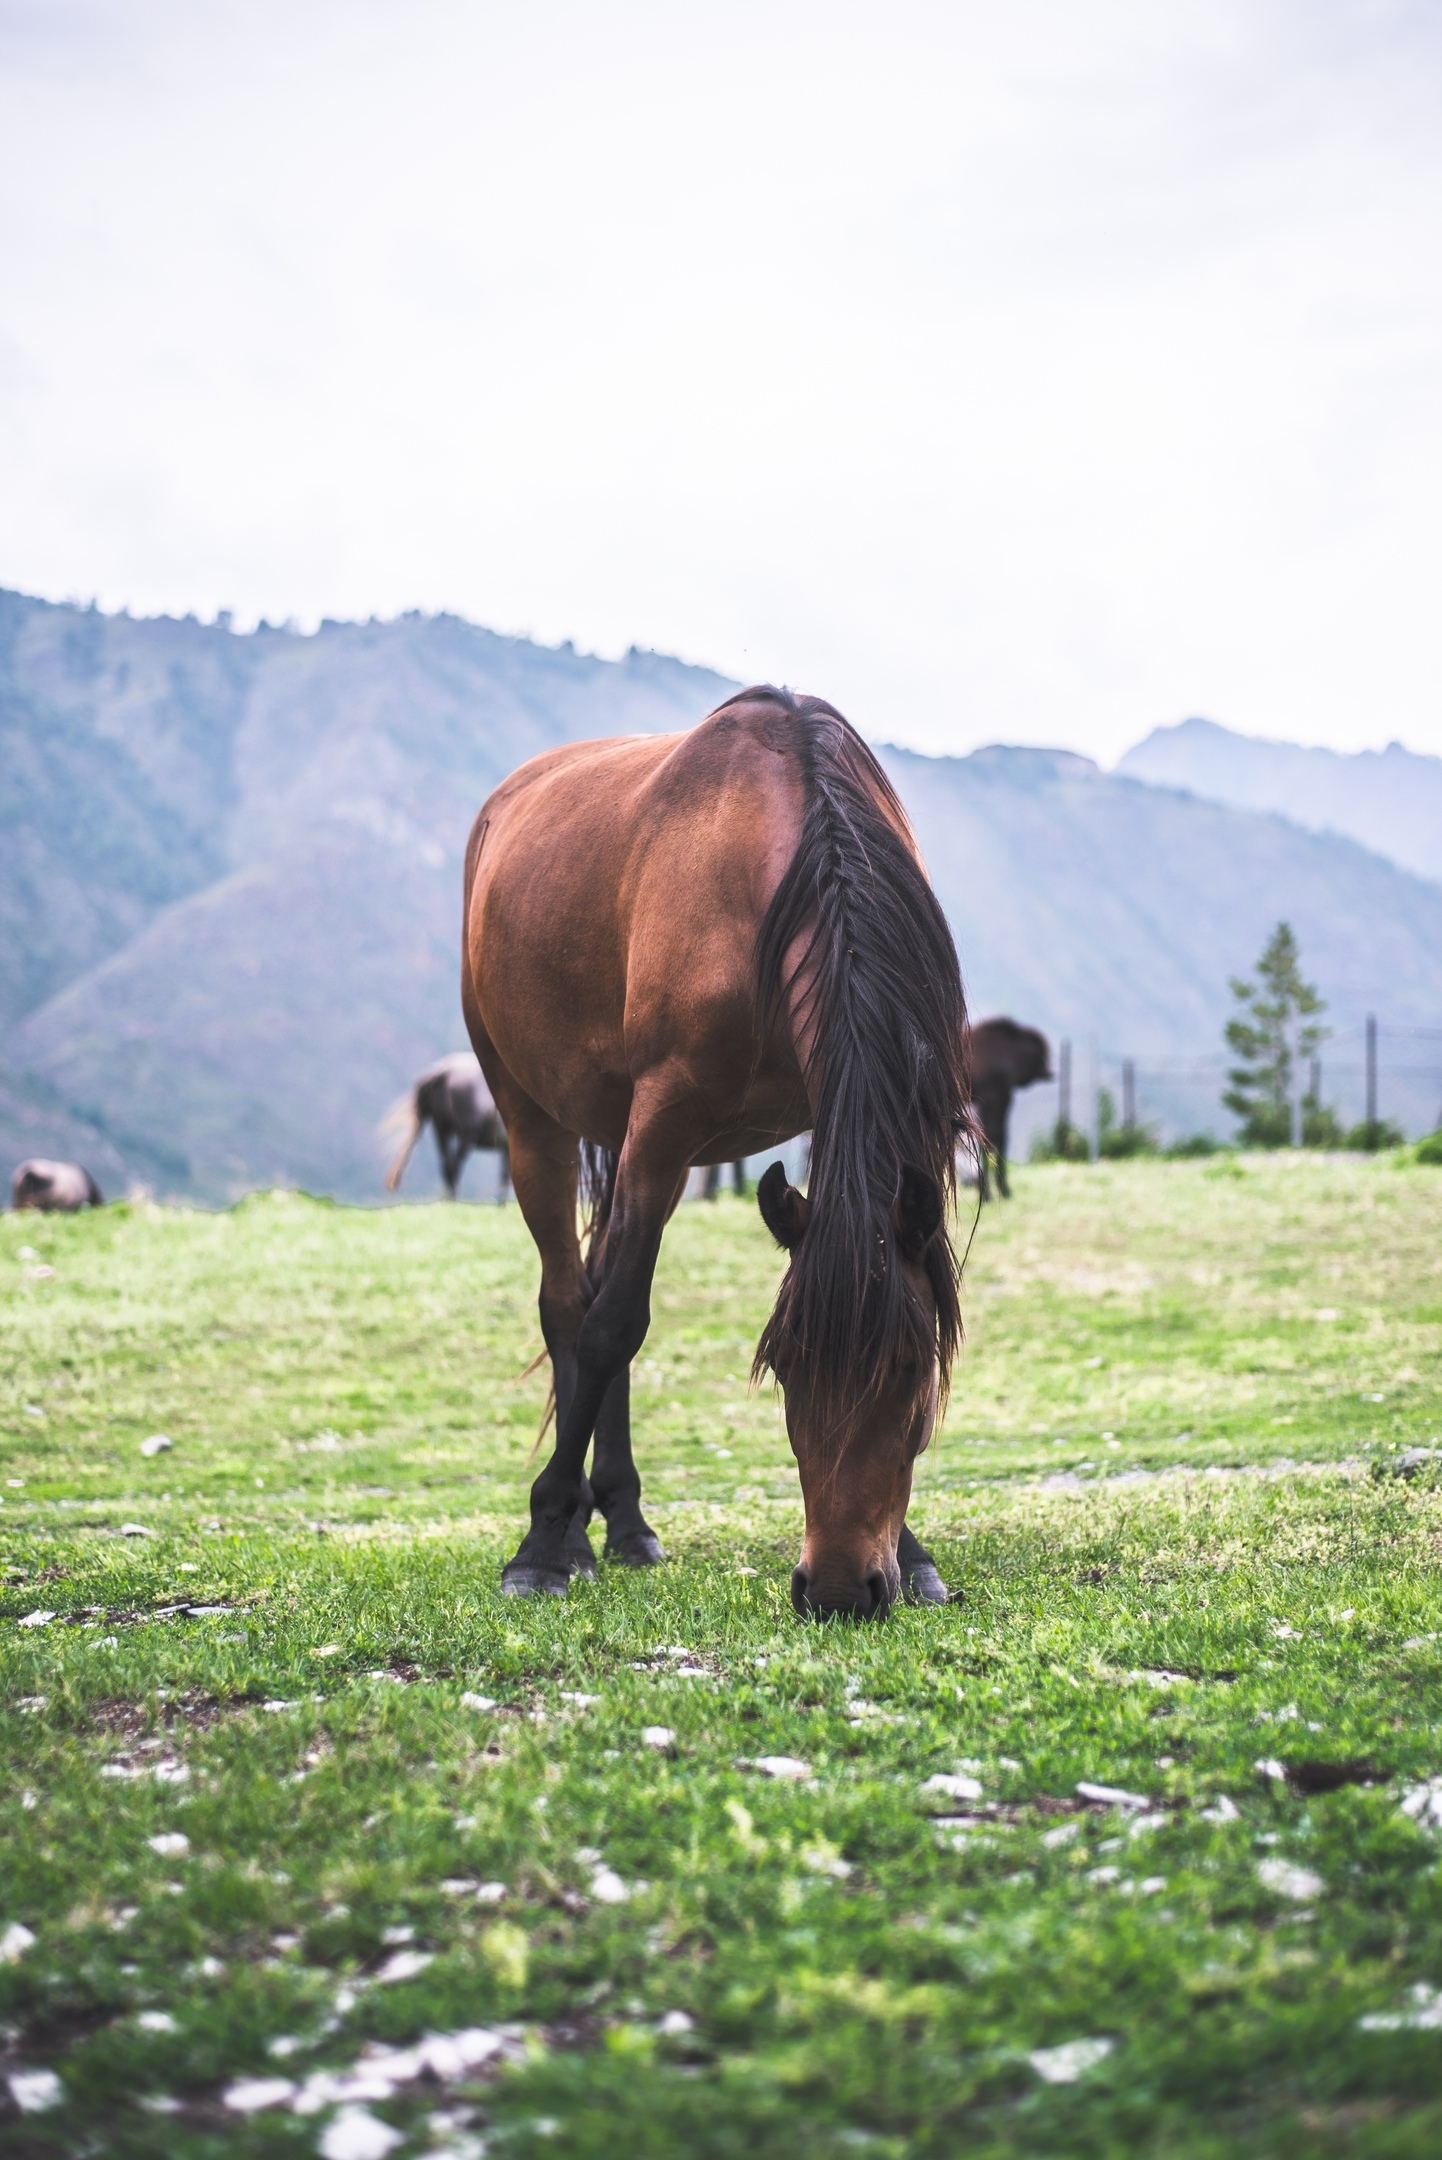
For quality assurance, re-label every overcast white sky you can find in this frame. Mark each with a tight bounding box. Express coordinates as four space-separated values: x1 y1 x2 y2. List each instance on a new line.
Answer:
1 0 1440 762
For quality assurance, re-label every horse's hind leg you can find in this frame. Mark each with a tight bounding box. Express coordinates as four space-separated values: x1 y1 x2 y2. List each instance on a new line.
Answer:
499 1100 601 1592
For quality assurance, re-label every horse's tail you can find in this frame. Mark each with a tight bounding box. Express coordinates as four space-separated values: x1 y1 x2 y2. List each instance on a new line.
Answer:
579 1140 619 1268
381 1087 426 1191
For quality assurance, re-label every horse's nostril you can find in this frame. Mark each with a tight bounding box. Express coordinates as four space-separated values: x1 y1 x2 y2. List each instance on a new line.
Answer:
865 1568 890 1618
791 1565 811 1615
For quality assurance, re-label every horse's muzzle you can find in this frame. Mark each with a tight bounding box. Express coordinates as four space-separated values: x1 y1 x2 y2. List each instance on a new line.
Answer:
791 1563 893 1622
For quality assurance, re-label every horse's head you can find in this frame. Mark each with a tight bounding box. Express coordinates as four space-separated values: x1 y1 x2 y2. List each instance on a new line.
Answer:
756 1161 945 1621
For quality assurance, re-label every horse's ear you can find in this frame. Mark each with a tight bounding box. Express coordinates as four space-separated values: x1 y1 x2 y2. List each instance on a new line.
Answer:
757 1161 811 1251
896 1164 943 1259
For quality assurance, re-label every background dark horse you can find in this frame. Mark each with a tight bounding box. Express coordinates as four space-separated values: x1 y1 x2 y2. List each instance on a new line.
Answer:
10 1159 104 1211
968 1018 1052 1199
384 1053 510 1198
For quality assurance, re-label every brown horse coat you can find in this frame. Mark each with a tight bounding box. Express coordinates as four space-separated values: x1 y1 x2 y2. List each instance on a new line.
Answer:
462 689 968 1617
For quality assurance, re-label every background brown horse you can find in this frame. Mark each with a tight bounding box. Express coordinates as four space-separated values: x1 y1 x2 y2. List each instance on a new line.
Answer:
10 1160 103 1211
968 1018 1053 1198
384 1052 510 1198
462 688 969 1618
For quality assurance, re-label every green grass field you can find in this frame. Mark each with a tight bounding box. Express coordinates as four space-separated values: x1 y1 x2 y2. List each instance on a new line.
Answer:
3 1154 1442 2158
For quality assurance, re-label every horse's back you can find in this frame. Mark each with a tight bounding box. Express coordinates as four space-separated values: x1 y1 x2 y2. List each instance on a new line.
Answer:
465 711 808 1135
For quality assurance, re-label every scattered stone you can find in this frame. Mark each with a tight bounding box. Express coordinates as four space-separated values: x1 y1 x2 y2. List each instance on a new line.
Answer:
140 1435 173 1457
120 1524 156 1538
375 1948 433 1983
1029 2037 1113 2084
8 2067 64 2112
320 2109 404 2160
136 2010 177 2032
1076 1781 1149 1811
658 2009 695 2034
0 1922 36 1961
642 1726 675 1751
1257 1858 1324 1901
1359 1983 1442 2033
1400 1778 1442 1829
590 1866 629 1904
17 1611 56 1629
460 1692 497 1713
147 1833 190 1857
747 1755 811 1780
223 2076 297 2113
921 1772 983 1803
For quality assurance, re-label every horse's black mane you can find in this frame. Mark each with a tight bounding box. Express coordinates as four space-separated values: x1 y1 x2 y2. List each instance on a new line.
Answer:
730 685 969 1432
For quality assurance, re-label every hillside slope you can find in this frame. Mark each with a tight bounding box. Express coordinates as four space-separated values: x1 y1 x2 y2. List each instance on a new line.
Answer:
1 592 735 1197
1116 716 1442 887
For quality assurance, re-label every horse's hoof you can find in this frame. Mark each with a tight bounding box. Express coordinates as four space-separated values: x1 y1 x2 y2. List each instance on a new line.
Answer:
902 1559 950 1605
604 1529 667 1568
501 1562 571 1598
564 1533 598 1579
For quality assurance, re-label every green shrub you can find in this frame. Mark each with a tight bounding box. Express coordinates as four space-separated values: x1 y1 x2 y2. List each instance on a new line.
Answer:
1415 1130 1442 1166
1165 1133 1222 1158
1347 1118 1406 1153
1030 1120 1090 1163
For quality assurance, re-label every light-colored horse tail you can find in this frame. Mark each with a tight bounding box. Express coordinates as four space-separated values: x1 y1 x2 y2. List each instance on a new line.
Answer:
381 1087 426 1191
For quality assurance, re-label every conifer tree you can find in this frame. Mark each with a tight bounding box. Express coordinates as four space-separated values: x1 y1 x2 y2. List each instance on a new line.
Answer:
1223 922 1327 1147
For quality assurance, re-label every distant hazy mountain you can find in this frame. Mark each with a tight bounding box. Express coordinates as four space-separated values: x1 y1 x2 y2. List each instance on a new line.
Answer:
4 590 1439 1199
1116 717 1442 887
884 743 1442 1148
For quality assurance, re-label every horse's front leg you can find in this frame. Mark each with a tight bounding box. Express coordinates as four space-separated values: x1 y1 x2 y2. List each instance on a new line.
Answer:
505 1105 688 1597
897 1521 950 1604
591 1361 665 1567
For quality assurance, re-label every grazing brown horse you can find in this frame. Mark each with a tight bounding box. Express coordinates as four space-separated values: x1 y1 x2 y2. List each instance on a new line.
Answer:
462 687 969 1618
10 1160 103 1212
968 1018 1053 1200
384 1053 510 1198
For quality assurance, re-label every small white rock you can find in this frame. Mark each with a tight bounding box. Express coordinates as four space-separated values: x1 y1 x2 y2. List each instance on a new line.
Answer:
262 1700 298 1713
752 1755 811 1780
1076 1781 1149 1811
120 1523 155 1537
140 1435 173 1457
459 1692 497 1713
921 1772 983 1802
223 2076 297 2112
320 2107 405 2160
1199 1795 1241 1824
146 1833 190 1857
8 2067 64 2112
591 1866 630 1904
642 1726 675 1750
658 2009 695 2034
375 1948 433 1983
136 2010 177 2031
1041 1823 1079 1848
474 1881 507 1903
1 1922 36 1961
1254 1758 1288 1783
560 1691 601 1707
17 1610 56 1629
1029 2036 1114 2084
1257 1858 1324 1901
